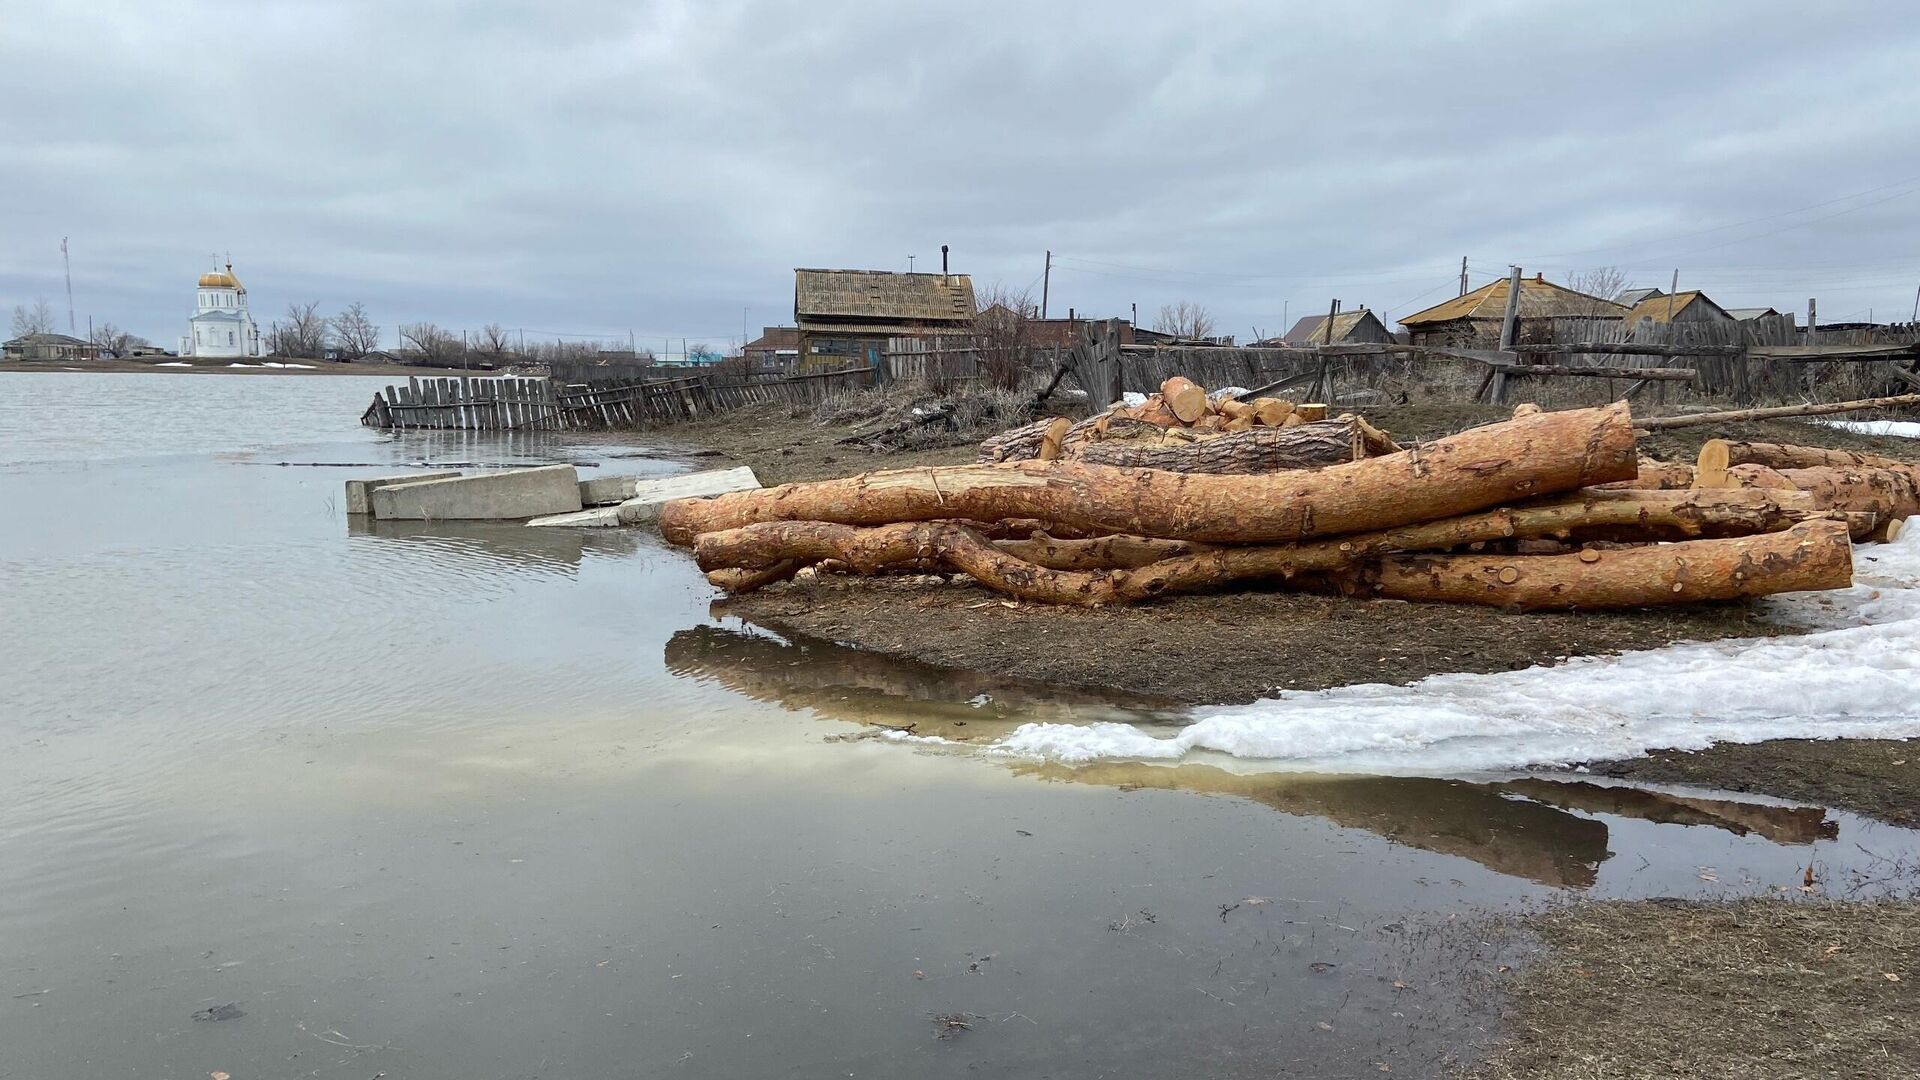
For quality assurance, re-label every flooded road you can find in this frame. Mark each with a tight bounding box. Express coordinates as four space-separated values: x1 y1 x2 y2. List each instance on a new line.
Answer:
4 372 1917 1079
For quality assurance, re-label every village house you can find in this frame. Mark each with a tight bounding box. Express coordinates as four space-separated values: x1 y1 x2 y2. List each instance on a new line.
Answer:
1267 307 1396 346
974 305 1138 349
1725 306 1785 322
793 269 976 369
1398 273 1627 345
741 326 800 366
1622 290 1735 329
2 331 99 361
1614 287 1664 308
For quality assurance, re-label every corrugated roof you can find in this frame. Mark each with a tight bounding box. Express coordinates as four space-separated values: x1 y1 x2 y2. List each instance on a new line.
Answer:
1724 307 1780 321
1399 276 1629 326
794 269 976 323
1624 290 1731 325
1614 287 1662 307
1279 309 1381 345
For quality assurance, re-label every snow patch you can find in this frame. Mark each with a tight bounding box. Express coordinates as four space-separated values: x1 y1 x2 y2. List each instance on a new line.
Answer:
990 531 1920 774
261 361 315 369
1821 419 1920 439
155 361 190 367
1120 392 1148 408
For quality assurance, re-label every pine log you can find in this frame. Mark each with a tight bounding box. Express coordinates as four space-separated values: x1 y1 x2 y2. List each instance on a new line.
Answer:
660 403 1642 546
1295 403 1330 421
1636 393 1920 431
694 488 1830 605
1216 398 1256 422
1225 414 1256 432
1715 462 1920 536
1037 417 1072 461
1071 418 1366 473
1513 403 1544 418
1349 415 1404 456
1251 398 1293 425
1595 460 1696 490
1326 520 1852 611
977 418 1063 463
1699 438 1909 477
997 533 1217 570
1161 377 1209 423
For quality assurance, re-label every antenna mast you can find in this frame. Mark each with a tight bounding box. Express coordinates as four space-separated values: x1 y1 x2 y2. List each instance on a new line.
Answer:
62 238 75 333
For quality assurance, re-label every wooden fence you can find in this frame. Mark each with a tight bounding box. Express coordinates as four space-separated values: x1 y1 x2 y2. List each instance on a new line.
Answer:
359 366 878 431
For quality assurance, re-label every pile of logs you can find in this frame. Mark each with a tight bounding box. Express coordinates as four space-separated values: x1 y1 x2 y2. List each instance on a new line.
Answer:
659 395 1871 611
979 377 1401 475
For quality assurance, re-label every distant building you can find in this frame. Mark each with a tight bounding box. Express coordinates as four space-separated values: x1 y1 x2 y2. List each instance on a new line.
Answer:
1614 287 1663 308
793 269 976 368
1267 308 1395 346
741 326 800 365
2 332 98 361
1623 290 1733 328
973 305 1137 350
1398 273 1627 345
1725 306 1783 322
180 261 261 358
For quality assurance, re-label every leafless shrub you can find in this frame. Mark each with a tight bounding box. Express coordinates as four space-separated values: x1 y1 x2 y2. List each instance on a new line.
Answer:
398 321 465 366
266 301 328 358
970 285 1041 391
1154 301 1216 340
88 322 147 355
329 301 380 360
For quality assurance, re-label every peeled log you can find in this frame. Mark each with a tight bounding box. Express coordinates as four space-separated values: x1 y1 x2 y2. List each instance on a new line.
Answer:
1161 377 1209 423
1699 438 1910 478
1037 417 1072 461
659 402 1642 546
1596 460 1696 490
1072 418 1367 473
1328 520 1853 611
694 488 1831 605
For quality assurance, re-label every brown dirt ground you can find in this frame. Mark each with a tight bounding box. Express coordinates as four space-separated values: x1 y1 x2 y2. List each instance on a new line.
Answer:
648 398 1920 816
1471 899 1920 1080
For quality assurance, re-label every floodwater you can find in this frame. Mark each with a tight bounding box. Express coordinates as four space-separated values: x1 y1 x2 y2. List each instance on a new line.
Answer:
3 371 1917 1079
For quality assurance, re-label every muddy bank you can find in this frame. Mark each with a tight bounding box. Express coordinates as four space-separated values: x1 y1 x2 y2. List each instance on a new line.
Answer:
1595 739 1920 826
1472 898 1919 1080
716 575 1778 705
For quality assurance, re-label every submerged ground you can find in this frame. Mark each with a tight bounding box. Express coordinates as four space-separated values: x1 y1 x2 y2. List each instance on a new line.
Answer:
4 372 1917 1078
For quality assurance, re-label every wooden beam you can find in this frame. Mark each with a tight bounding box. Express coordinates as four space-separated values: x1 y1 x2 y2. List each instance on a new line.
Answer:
1637 392 1920 431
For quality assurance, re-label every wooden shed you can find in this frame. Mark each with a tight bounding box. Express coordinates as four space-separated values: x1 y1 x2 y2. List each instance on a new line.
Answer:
794 269 976 370
1623 290 1734 328
1271 308 1396 346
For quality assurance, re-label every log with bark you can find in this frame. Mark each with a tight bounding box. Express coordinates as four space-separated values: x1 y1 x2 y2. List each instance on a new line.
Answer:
1596 460 1696 490
1636 393 1920 431
1695 438 1910 487
659 402 1642 546
1071 417 1370 473
977 418 1064 463
1710 462 1920 539
1324 520 1852 612
693 488 1835 605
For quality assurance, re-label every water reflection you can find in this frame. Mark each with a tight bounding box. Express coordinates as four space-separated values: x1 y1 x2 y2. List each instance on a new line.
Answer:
347 514 647 573
667 624 1842 889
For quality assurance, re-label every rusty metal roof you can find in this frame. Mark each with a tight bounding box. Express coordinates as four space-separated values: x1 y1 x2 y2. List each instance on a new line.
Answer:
794 269 976 324
1624 290 1730 325
1399 276 1629 326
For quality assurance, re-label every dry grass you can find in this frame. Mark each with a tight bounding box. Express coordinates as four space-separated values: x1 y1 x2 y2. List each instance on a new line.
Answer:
1472 899 1919 1080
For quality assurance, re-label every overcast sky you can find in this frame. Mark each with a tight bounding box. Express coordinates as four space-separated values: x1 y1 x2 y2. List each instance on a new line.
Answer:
7 0 1920 350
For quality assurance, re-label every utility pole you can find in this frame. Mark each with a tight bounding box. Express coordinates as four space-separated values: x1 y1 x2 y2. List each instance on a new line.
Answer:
1665 269 1678 328
1459 255 1468 297
61 237 75 333
1807 298 1818 346
1910 282 1918 325
1489 266 1524 406
908 255 915 273
1041 250 1051 319
1130 302 1137 329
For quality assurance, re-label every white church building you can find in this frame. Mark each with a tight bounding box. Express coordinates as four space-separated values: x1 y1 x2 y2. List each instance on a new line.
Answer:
179 261 262 358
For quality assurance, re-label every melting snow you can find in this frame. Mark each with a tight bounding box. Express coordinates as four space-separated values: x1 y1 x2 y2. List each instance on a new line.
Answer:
991 530 1920 774
1821 419 1920 439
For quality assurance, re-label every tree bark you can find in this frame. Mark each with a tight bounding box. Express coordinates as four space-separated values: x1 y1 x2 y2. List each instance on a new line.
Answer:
1697 437 1909 482
1071 418 1365 473
1711 462 1920 538
660 402 1642 546
1595 460 1695 490
1326 520 1852 611
693 488 1832 605
977 418 1064 463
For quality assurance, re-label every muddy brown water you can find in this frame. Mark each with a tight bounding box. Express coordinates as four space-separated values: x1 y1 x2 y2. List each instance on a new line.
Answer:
4 372 1918 1079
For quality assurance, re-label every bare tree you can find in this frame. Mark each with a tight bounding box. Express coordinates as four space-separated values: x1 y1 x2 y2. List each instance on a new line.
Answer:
969 284 1042 390
266 301 329 358
398 322 464 366
476 323 514 364
1567 267 1632 314
10 299 57 338
88 322 148 356
329 302 380 360
1153 301 1216 341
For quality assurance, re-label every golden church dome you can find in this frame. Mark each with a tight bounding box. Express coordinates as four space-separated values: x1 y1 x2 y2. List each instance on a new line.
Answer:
197 267 245 290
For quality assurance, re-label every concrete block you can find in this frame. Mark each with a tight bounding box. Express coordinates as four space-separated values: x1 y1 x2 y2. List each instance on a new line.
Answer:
528 466 760 528
369 465 582 521
526 505 622 528
579 474 642 506
616 466 760 526
345 470 462 515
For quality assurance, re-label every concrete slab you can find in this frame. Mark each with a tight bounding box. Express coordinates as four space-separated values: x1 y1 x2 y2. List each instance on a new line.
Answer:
617 466 761 526
369 465 582 521
526 505 622 528
345 470 463 515
528 466 761 528
579 474 643 506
